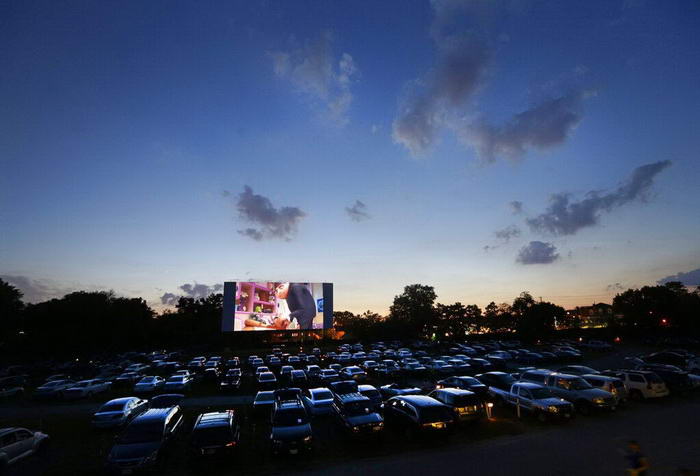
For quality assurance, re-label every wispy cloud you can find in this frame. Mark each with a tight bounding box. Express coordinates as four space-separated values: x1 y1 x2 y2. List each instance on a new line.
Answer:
509 200 524 215
345 200 370 222
271 31 358 126
526 160 671 236
657 268 700 286
227 186 307 241
459 89 591 163
494 224 521 243
516 241 560 264
160 282 224 306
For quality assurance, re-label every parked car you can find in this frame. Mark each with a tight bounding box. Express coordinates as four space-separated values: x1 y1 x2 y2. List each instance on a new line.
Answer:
357 384 384 412
289 370 308 388
475 371 517 399
384 395 454 436
0 427 49 468
220 369 241 392
557 365 600 376
380 383 422 399
329 380 359 396
581 374 629 405
429 388 485 423
520 370 616 414
270 400 313 455
164 374 193 392
0 376 25 398
63 379 111 399
435 376 488 400
133 376 165 394
149 394 184 409
339 366 367 381
189 410 240 458
252 391 275 418
332 393 384 436
636 364 695 394
257 372 278 390
92 397 149 429
601 370 670 400
499 382 574 422
106 406 184 473
33 379 75 399
302 387 334 416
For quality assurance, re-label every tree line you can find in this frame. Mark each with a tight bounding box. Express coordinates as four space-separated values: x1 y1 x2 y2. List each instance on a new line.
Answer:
1 279 699 362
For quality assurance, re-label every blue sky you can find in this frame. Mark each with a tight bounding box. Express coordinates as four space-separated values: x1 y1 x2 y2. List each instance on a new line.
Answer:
1 0 699 313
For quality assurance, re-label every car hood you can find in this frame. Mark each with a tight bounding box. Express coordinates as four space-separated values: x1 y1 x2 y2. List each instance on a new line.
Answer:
534 397 571 407
271 424 312 441
346 413 382 426
111 441 160 460
580 388 612 399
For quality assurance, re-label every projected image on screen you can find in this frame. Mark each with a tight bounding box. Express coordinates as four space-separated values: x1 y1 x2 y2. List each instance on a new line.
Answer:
232 282 325 331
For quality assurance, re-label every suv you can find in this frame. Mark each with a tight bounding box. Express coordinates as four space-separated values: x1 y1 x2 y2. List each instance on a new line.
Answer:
270 400 313 455
581 374 629 404
106 406 184 473
189 411 240 458
329 380 359 397
601 370 670 400
520 370 616 414
429 388 484 423
332 393 384 435
0 427 49 468
502 382 574 422
384 395 454 436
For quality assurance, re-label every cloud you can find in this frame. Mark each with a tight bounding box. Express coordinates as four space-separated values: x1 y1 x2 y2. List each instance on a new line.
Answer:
516 241 560 264
460 89 590 162
509 200 523 215
159 282 224 306
392 34 491 156
1 274 75 303
526 160 672 236
606 283 625 292
229 186 306 241
345 200 370 222
271 31 358 126
657 268 700 286
494 224 521 243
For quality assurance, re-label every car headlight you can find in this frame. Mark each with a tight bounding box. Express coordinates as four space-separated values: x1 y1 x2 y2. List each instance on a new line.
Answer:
352 426 360 433
593 398 604 404
547 405 559 413
303 435 312 442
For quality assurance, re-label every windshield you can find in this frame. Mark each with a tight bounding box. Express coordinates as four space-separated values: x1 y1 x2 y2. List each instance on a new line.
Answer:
530 388 554 399
100 402 126 412
419 406 452 424
313 390 333 400
119 422 162 444
361 390 381 399
273 409 308 426
647 374 664 383
460 377 480 386
139 377 155 383
570 378 593 390
167 377 182 383
192 426 232 446
255 393 274 403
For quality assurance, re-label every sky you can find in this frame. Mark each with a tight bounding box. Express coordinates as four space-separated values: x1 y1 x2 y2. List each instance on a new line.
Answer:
1 0 699 314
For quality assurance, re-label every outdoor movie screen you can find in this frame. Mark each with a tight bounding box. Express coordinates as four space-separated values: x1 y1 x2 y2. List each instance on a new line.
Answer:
221 282 333 332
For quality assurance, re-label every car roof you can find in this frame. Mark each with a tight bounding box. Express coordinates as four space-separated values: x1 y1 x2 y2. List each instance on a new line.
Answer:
195 411 233 429
275 399 305 411
0 428 23 437
357 384 378 391
435 387 475 396
338 392 370 403
104 397 139 405
309 387 332 394
392 395 443 407
513 382 544 389
134 406 178 422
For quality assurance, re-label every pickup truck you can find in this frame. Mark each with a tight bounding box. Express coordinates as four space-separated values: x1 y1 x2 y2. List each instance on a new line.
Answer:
500 382 575 422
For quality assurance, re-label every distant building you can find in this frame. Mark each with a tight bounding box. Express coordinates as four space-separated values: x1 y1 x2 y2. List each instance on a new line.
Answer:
567 303 620 328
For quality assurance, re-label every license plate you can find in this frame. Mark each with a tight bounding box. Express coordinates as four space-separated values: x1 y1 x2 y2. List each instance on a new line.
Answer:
432 422 445 429
205 449 216 455
373 426 382 431
289 449 298 455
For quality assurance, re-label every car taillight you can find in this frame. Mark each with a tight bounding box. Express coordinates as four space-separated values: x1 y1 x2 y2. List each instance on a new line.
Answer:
225 441 236 447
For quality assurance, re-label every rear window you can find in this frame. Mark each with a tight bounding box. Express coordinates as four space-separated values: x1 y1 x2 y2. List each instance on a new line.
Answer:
452 394 481 406
313 390 333 400
361 389 381 399
273 409 308 426
192 426 232 446
100 402 126 412
119 422 163 444
418 406 452 424
647 374 664 383
255 393 274 403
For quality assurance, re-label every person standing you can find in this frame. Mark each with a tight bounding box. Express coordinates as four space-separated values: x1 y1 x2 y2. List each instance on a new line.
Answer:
625 441 650 475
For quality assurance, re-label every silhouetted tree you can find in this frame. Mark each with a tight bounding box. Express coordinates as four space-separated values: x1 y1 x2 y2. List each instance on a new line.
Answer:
388 284 437 338
0 279 25 344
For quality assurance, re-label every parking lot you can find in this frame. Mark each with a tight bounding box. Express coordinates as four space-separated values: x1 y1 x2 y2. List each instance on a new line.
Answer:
1 341 699 475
